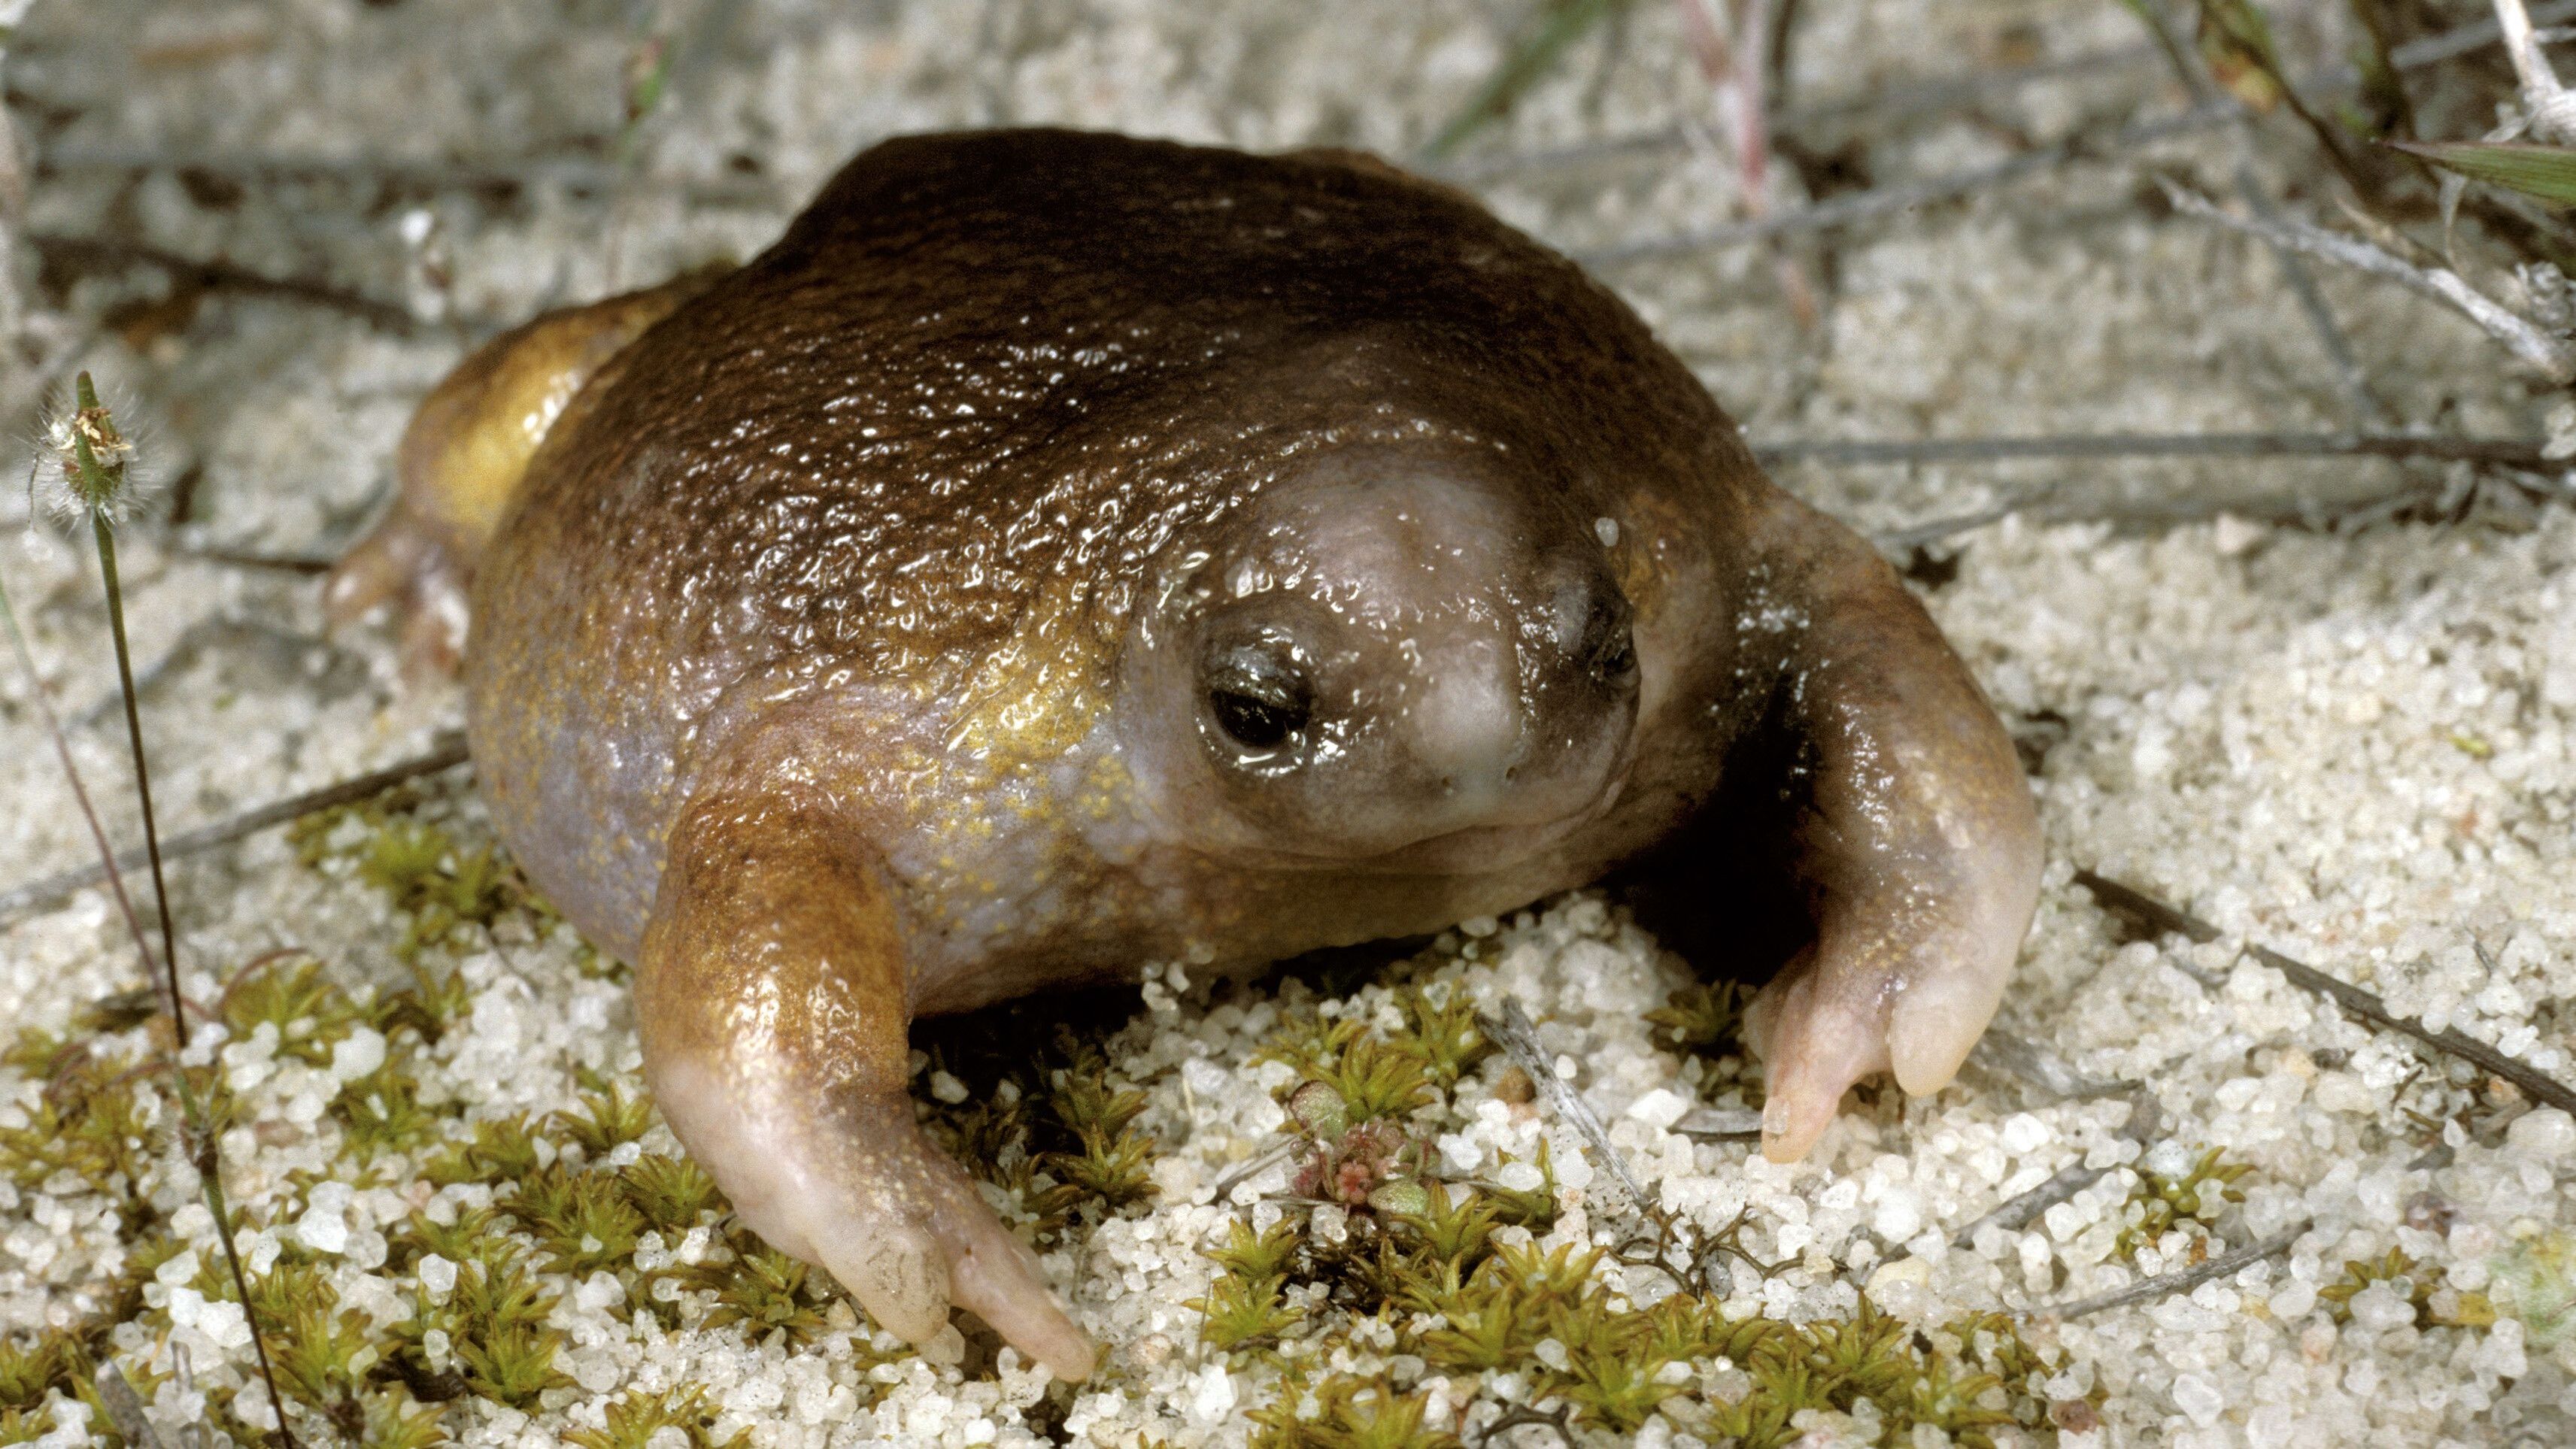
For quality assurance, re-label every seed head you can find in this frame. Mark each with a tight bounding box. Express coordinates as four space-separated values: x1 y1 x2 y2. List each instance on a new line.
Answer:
36 372 154 526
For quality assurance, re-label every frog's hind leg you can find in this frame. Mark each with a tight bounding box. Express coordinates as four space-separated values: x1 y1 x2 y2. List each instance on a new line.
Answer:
324 273 716 676
1734 494 2044 1165
636 784 1097 1381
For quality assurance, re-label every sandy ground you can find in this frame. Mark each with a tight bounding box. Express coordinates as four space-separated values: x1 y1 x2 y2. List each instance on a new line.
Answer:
2 0 2574 1444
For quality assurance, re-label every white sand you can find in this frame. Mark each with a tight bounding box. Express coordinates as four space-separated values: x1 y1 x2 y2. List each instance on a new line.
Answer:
1 0 2571 1444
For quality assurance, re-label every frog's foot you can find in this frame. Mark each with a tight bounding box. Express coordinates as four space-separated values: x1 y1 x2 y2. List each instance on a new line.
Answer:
1741 499 2044 1164
655 1062 1094 1378
637 785 1097 1379
323 508 470 678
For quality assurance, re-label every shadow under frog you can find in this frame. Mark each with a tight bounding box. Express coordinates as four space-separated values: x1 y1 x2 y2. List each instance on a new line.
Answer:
326 129 2042 1381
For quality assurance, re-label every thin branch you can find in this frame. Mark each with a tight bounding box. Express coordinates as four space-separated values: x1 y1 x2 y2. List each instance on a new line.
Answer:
1959 1164 2110 1240
1482 999 1654 1213
1579 101 2237 264
0 733 470 920
1755 430 2547 469
2159 183 2576 382
35 143 785 210
1444 0 2576 182
2073 870 2576 1119
2496 0 2576 140
28 231 420 332
2026 1220 2308 1321
1575 0 2576 266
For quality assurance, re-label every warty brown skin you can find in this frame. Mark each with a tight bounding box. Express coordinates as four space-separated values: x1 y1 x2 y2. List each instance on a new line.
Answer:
327 128 2044 1381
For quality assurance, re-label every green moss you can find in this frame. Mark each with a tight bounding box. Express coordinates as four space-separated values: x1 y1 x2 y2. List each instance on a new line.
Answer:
0 1040 156 1205
334 1054 452 1161
554 1078 655 1158
1249 1373 1461 1449
687 1233 832 1345
387 1244 569 1408
1646 981 1752 1064
423 1114 548 1187
2114 1146 2253 1260
620 1152 727 1233
294 794 532 961
2320 1247 2494 1329
505 1163 647 1275
565 1386 749 1449
1190 1219 1307 1357
219 953 360 1066
1386 984 1493 1090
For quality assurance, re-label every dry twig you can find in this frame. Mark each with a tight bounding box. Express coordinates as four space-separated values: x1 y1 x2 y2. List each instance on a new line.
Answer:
2026 1220 2309 1321
1482 999 1655 1213
2159 183 2576 382
0 733 470 920
2074 870 2576 1118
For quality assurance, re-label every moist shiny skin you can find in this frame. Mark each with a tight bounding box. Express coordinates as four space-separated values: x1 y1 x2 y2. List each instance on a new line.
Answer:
329 129 2043 1382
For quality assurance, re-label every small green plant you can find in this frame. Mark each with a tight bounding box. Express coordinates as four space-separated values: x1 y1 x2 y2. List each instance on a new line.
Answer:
1190 1219 1307 1356
689 1235 832 1345
1031 1060 1161 1226
506 1164 648 1275
1248 1372 1462 1449
555 1078 656 1157
1387 985 1493 1088
1646 981 1752 1063
2320 1247 2496 1330
388 1242 567 1408
335 1055 451 1160
219 954 362 1066
423 1114 548 1187
620 1152 726 1231
566 1385 748 1449
2114 1146 2253 1260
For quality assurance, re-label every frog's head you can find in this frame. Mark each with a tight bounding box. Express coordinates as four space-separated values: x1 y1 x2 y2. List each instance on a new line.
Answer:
1121 445 1639 873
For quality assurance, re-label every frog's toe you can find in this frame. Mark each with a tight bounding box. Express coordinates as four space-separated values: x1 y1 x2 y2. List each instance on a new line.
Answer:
703 1099 1096 1380
324 512 469 678
801 1135 1095 1378
1748 824 2040 1164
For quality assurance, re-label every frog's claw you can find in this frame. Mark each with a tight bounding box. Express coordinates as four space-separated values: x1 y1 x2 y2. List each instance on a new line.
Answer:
1741 497 2043 1165
636 787 1097 1380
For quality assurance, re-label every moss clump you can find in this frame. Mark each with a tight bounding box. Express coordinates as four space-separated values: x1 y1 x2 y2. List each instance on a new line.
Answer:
1190 1219 1307 1357
389 1242 570 1408
685 1234 835 1344
0 1033 157 1207
565 1386 749 1449
292 792 536 961
505 1163 648 1276
554 1077 656 1157
2320 1247 2495 1329
1249 1372 1462 1449
2114 1146 2253 1260
220 953 364 1066
918 1012 1164 1241
1645 980 1753 1063
620 1151 726 1233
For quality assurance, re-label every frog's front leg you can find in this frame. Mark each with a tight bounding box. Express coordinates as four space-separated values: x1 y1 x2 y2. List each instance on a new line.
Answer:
1739 493 2044 1164
637 788 1097 1380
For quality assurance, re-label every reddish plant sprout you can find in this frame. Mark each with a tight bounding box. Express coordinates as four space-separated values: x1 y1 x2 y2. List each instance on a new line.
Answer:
1293 1120 1431 1207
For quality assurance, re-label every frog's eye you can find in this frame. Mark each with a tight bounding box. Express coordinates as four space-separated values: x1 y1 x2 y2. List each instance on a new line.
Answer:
1203 642 1313 754
1575 590 1637 684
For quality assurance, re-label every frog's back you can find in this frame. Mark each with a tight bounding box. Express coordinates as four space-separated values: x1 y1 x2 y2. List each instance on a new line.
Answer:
466 128 1735 957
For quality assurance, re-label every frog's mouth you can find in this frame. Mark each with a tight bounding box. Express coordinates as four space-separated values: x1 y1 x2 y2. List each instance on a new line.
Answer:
1223 747 1633 878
